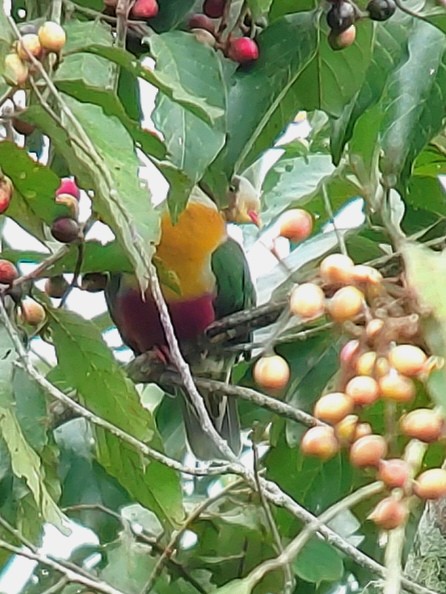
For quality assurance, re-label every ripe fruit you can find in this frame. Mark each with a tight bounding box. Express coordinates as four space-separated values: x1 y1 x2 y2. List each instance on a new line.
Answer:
56 178 80 200
289 283 325 319
350 434 387 468
328 25 356 51
319 253 355 285
203 0 226 18
345 375 380 406
19 299 46 326
131 0 159 18
191 28 216 47
51 217 80 243
400 409 443 443
253 354 290 391
354 422 372 440
356 351 377 376
379 373 416 403
378 459 410 489
55 193 79 220
367 0 396 20
314 392 354 424
44 275 69 299
278 209 313 243
0 260 18 285
301 426 340 460
188 14 215 32
4 53 29 87
328 286 364 322
326 1 356 32
81 273 108 293
414 469 446 500
0 176 13 214
388 345 427 377
369 497 408 530
38 22 66 53
227 37 259 64
366 318 384 341
17 33 42 61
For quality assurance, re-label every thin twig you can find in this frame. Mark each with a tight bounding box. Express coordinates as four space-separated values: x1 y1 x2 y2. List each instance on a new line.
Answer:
322 183 346 255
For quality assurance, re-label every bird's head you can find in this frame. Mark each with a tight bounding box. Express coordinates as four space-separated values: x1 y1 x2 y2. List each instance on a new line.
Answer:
223 175 262 227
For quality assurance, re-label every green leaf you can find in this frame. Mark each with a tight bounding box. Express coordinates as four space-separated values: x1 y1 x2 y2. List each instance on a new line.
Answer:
152 32 226 185
48 308 184 528
54 20 166 160
211 11 318 179
293 537 344 583
80 44 224 126
13 369 48 453
380 22 446 190
247 0 274 19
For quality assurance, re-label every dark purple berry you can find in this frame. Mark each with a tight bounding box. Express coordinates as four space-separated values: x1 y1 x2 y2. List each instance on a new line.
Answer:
327 1 356 33
367 0 396 20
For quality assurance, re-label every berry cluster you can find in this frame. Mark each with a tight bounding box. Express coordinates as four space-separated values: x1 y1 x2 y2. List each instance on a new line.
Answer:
250 218 446 531
4 22 66 88
103 0 159 20
187 1 259 65
326 0 396 51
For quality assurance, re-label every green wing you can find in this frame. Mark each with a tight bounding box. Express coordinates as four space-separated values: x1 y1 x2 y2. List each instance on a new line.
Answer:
211 236 256 320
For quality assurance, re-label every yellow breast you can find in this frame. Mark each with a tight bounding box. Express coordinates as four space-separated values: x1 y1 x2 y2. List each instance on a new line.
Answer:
156 201 226 300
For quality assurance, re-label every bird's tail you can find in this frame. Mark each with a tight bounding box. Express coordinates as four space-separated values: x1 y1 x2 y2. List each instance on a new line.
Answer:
181 391 241 460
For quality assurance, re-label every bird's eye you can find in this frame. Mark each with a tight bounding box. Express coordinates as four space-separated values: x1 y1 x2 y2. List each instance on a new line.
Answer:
229 184 236 192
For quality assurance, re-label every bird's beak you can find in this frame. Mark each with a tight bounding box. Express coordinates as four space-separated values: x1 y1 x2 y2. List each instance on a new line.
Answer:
248 210 262 228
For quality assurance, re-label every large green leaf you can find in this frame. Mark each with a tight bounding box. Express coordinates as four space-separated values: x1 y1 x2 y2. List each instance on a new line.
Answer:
209 11 318 183
380 21 446 191
49 308 184 528
152 32 226 186
293 537 344 584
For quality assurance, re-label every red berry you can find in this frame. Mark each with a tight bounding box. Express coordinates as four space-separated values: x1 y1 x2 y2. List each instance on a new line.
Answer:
131 0 159 18
56 178 80 200
0 177 13 214
227 37 259 64
301 426 340 460
350 434 387 468
51 217 80 243
203 0 226 18
0 260 18 285
378 459 410 489
369 496 408 530
278 209 313 243
188 13 215 32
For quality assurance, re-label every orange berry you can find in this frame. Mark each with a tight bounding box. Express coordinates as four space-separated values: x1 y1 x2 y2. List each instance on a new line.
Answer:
354 422 372 440
366 318 384 341
253 354 290 391
319 253 354 285
38 21 66 53
388 345 427 377
335 414 359 443
301 426 339 460
378 459 410 489
19 299 46 326
289 283 325 319
352 265 383 285
400 409 443 443
278 209 313 243
17 33 42 61
314 392 354 424
328 286 364 322
369 497 408 530
4 53 28 87
356 351 377 376
414 469 446 500
379 373 416 403
345 375 380 406
350 434 387 468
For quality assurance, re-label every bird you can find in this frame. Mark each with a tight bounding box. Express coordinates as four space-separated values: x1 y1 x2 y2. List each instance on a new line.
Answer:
105 176 260 459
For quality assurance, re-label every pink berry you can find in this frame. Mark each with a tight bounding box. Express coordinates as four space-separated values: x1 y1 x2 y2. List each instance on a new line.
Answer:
56 178 80 200
227 37 259 64
131 0 159 18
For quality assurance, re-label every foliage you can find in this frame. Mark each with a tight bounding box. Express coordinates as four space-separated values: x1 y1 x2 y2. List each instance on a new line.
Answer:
0 0 445 593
